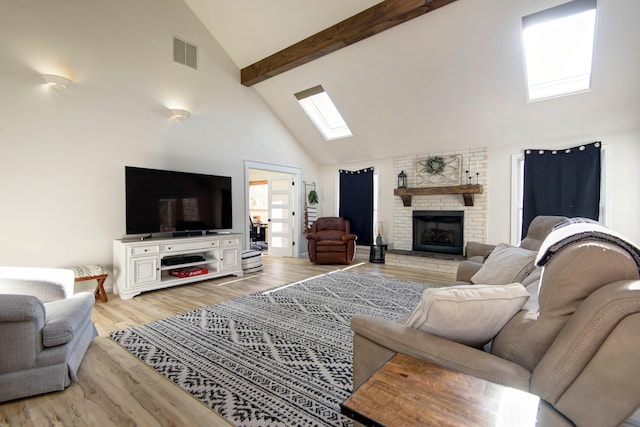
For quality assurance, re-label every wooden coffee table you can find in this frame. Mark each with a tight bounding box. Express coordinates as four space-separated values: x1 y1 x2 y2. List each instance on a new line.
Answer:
341 353 540 427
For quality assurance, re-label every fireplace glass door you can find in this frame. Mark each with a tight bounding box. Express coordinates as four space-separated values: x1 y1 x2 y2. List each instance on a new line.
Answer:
412 211 464 255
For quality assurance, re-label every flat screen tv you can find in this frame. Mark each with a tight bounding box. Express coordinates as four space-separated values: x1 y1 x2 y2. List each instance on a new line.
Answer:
125 166 232 235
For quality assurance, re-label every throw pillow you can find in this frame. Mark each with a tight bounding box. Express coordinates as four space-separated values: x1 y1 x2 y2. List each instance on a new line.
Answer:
470 243 538 285
405 283 530 347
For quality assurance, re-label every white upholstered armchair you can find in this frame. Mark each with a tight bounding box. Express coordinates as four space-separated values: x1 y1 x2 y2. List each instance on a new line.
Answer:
0 266 98 402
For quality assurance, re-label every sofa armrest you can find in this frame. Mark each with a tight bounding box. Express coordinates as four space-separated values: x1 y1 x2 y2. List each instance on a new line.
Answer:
0 295 46 373
530 280 640 426
455 260 483 282
351 315 531 390
0 294 46 323
466 242 496 259
0 267 74 303
43 292 95 347
342 233 357 243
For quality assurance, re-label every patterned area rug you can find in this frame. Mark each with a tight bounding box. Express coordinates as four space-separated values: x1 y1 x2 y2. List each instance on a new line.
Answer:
110 270 429 427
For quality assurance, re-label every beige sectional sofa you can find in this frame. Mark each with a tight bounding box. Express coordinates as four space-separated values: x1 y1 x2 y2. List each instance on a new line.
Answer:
454 215 567 286
351 220 640 426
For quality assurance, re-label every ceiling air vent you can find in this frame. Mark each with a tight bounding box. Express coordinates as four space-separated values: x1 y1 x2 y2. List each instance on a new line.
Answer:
173 37 197 70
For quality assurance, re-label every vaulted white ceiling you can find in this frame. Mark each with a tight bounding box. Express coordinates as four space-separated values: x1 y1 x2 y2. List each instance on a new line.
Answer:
184 0 382 69
184 0 640 165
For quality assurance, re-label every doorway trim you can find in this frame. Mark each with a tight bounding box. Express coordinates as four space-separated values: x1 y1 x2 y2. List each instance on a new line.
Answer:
244 160 301 257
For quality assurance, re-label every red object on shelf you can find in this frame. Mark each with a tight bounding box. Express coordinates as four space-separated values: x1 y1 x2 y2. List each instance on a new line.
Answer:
169 267 209 278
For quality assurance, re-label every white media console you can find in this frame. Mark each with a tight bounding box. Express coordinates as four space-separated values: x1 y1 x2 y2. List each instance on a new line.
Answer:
112 233 243 299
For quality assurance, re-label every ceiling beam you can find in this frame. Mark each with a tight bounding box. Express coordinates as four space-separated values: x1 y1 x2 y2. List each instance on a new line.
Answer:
240 0 458 87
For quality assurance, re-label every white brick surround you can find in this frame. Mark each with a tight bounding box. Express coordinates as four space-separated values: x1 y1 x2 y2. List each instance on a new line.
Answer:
388 147 489 275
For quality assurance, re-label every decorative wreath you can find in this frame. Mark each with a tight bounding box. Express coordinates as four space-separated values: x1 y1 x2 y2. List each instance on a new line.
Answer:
424 155 446 174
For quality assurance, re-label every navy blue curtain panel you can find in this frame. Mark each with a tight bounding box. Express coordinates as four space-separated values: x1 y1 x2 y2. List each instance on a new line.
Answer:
339 167 374 245
522 142 601 237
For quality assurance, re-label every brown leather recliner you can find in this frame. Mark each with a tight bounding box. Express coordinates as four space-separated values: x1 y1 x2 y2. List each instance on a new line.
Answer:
351 222 640 426
306 217 357 264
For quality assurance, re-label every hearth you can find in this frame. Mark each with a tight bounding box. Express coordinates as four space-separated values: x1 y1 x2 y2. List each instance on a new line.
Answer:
412 210 464 255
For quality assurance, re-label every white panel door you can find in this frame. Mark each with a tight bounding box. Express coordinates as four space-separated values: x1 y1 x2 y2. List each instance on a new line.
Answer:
268 177 294 257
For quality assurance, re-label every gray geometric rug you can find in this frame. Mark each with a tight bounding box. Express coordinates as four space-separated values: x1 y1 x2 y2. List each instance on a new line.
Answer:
110 270 429 427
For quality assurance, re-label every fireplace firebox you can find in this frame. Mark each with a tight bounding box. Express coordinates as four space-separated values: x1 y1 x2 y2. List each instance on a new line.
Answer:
412 210 464 255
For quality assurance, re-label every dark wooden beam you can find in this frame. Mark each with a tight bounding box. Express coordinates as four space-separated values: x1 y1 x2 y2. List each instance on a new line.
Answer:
240 0 458 86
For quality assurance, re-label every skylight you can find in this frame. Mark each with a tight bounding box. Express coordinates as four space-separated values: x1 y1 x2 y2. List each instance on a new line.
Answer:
294 85 352 141
522 0 597 101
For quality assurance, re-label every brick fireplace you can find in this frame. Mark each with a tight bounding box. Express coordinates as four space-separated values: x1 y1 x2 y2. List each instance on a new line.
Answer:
387 148 488 276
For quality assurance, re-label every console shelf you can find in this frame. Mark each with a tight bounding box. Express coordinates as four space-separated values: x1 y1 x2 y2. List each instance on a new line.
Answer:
394 184 483 206
113 234 243 299
159 259 212 271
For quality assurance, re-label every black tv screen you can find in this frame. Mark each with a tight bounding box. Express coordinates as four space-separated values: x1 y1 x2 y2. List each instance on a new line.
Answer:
125 166 232 235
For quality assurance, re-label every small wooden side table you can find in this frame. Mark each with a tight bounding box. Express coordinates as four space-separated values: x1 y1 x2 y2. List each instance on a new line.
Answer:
70 265 108 302
369 244 388 264
341 353 540 427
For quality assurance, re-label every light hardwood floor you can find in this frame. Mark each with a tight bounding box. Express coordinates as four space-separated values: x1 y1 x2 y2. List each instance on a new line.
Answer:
0 253 454 427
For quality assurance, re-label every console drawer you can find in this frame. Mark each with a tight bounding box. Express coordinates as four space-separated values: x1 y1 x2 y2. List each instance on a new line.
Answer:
130 245 160 256
162 240 216 253
220 238 240 246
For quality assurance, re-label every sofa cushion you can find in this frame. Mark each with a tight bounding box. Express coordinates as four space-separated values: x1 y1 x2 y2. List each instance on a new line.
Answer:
0 267 75 302
471 243 538 285
315 230 344 241
43 292 95 347
315 217 346 232
316 241 347 253
405 283 530 347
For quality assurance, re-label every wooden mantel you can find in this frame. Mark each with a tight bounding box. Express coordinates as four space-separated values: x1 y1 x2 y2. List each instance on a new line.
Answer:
394 184 483 207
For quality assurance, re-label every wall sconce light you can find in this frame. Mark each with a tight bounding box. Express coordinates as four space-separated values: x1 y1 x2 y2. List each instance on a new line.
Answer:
41 74 72 88
170 108 191 120
397 170 407 189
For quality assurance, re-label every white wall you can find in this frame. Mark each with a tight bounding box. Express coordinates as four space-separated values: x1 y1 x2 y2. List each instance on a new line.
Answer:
2 0 637 285
488 132 640 244
321 133 640 250
315 0 640 248
0 0 319 279
319 159 398 245
246 0 640 170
